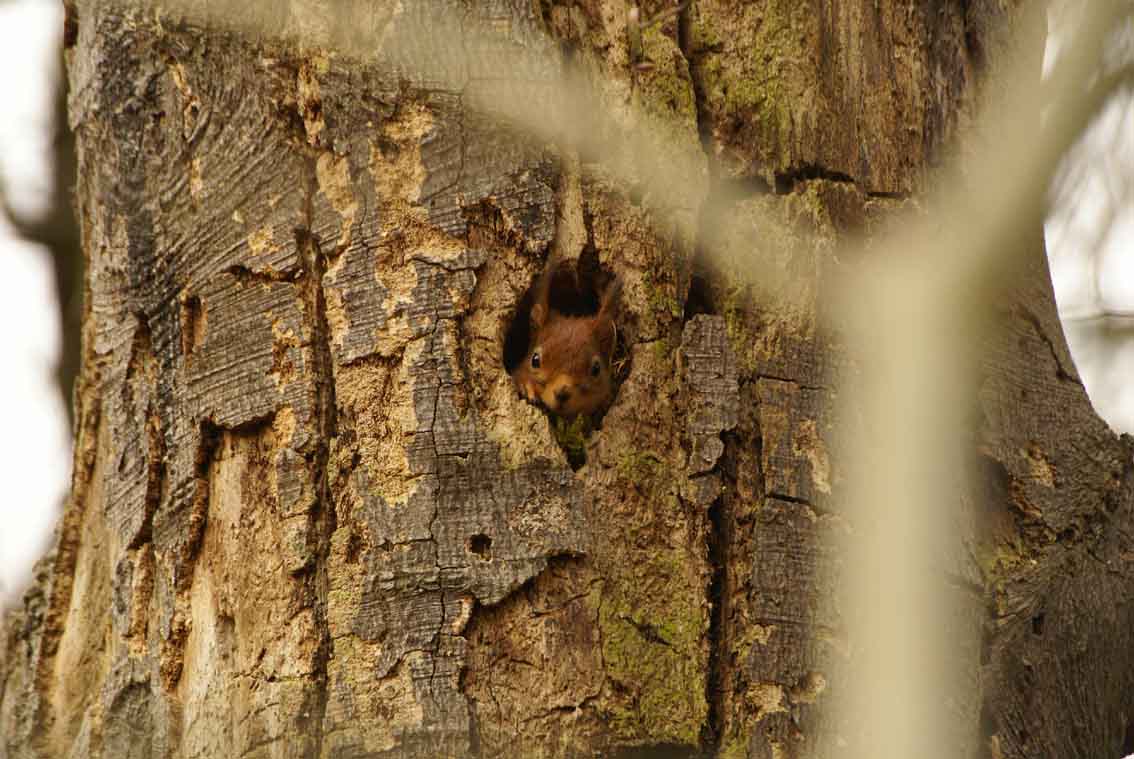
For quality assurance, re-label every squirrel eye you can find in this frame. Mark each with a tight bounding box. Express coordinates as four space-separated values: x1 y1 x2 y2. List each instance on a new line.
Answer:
590 357 602 378
531 351 541 369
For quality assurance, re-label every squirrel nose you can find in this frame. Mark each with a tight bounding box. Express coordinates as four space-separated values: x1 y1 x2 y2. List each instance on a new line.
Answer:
554 388 571 407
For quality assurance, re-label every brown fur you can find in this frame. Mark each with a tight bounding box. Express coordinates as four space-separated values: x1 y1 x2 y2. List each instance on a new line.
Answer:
512 273 620 418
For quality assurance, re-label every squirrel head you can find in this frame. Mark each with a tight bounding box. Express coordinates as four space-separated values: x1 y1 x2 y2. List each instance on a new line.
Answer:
513 272 621 418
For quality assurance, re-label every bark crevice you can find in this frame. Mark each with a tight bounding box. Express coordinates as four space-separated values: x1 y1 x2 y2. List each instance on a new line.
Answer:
700 484 727 755
296 150 339 754
773 163 856 194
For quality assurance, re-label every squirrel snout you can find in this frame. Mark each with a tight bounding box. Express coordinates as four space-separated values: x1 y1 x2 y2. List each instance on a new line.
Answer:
543 376 577 413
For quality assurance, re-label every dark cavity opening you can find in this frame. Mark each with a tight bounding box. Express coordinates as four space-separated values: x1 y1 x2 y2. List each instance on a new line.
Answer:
501 253 630 470
502 254 620 375
468 533 492 559
684 272 714 320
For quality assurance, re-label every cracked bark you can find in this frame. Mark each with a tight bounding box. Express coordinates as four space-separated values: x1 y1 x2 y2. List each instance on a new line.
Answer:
2 1 1132 759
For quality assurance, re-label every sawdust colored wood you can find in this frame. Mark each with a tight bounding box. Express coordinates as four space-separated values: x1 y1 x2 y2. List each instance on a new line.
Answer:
2 1 1133 758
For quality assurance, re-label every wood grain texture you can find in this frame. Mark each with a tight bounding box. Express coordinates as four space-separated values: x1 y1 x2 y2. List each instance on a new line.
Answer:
975 250 1134 759
687 0 990 193
3 1 1132 758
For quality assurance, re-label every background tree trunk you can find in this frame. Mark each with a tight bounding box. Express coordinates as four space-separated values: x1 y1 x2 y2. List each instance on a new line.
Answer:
3 1 1133 758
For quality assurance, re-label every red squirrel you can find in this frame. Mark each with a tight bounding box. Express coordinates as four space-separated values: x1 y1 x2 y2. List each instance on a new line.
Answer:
512 266 621 418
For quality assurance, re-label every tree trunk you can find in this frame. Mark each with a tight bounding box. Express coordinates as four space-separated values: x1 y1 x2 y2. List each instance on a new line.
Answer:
3 1 1133 758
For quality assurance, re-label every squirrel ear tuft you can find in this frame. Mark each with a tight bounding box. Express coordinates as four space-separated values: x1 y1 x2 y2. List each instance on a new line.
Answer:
596 316 617 360
599 276 622 318
530 301 547 329
526 266 553 329
530 265 556 329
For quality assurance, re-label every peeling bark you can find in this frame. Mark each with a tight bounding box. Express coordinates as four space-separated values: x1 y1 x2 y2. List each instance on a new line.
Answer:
2 1 1132 759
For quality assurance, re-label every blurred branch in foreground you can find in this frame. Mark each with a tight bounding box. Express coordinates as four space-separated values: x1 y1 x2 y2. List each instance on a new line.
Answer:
0 48 81 425
85 1 1134 757
3 0 1130 755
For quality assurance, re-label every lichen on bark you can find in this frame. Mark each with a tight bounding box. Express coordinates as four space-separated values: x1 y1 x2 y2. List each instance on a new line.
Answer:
4 1 1134 759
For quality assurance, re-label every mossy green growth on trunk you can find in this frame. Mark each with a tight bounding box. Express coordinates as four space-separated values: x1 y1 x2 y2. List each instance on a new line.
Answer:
553 414 592 469
595 559 709 747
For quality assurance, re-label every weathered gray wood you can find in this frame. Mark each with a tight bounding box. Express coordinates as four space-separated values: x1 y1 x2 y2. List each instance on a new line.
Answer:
975 250 1134 759
688 0 997 193
2 1 1133 758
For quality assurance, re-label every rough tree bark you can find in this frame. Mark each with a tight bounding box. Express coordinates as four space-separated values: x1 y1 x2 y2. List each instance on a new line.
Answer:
2 0 1133 758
